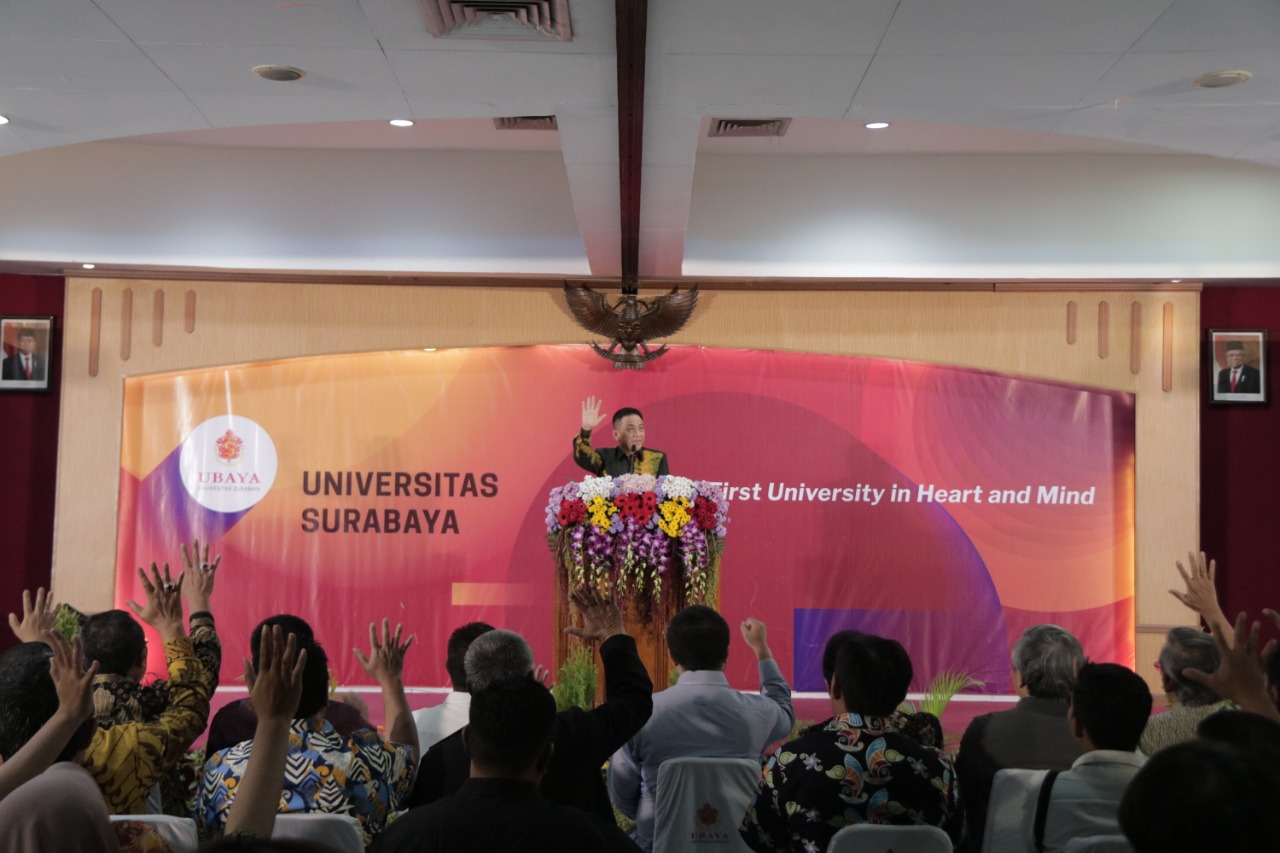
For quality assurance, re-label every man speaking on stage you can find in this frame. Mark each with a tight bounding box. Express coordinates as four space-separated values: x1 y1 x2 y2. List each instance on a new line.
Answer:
572 397 670 477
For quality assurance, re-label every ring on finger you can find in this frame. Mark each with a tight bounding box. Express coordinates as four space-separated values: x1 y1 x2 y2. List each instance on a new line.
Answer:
162 582 176 592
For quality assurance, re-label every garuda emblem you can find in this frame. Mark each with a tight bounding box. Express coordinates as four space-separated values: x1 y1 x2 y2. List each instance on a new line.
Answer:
563 283 699 369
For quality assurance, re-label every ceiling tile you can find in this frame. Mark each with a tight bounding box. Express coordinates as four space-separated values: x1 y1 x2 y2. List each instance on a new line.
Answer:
183 92 413 127
879 0 1174 55
141 43 403 97
853 54 1117 108
0 0 125 41
651 54 871 110
0 38 178 92
93 0 381 47
389 50 613 110
1053 103 1275 158
1072 49 1280 107
1131 0 1280 52
650 0 896 56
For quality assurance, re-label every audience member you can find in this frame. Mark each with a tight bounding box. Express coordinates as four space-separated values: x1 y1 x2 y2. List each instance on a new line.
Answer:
956 624 1084 851
1140 627 1229 754
821 628 944 747
413 621 494 752
740 631 961 852
199 619 418 844
79 543 222 814
1182 609 1280 723
987 662 1151 852
1119 739 1280 852
374 676 642 852
608 606 793 851
408 588 653 822
0 631 115 852
74 566 215 814
206 614 375 756
1196 707 1280 766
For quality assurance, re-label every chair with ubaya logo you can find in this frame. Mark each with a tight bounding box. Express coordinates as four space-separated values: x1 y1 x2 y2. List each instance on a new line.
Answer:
653 756 759 853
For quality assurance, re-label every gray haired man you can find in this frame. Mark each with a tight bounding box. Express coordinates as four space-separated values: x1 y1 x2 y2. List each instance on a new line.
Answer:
956 624 1086 852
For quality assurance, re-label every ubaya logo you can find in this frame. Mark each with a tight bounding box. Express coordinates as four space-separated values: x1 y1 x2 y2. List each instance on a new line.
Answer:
215 430 244 464
179 416 278 513
689 801 732 843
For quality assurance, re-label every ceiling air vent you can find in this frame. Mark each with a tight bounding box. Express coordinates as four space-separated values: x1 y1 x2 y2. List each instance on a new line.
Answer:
493 116 559 131
709 118 792 138
421 0 571 42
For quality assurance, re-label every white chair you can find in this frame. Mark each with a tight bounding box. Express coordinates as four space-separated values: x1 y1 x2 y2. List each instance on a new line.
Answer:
982 767 1047 853
1062 836 1133 853
826 823 953 853
272 812 365 853
652 756 760 853
108 815 199 853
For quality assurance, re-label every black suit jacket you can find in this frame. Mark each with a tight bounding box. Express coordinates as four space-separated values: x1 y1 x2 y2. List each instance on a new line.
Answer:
2 354 45 381
406 634 654 821
1217 363 1261 394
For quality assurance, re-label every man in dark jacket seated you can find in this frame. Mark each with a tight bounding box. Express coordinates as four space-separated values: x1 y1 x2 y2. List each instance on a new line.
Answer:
405 587 653 823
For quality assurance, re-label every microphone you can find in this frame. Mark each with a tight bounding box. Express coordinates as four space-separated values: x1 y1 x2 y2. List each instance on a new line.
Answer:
630 444 640 473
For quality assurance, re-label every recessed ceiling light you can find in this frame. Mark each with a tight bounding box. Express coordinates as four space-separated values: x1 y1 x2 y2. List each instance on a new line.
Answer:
1193 70 1251 88
389 119 414 128
865 121 890 130
82 263 96 269
252 65 305 82
423 348 437 352
1170 279 1182 283
0 115 9 125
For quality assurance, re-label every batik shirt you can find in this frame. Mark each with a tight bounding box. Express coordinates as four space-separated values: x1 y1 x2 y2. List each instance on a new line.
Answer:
740 713 962 853
198 717 415 845
573 430 669 477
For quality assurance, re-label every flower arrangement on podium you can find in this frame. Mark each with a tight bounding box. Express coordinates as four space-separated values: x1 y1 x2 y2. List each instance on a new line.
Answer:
546 473 730 621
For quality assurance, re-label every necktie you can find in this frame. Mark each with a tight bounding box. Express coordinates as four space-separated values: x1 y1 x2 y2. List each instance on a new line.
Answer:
1231 368 1239 392
23 356 30 380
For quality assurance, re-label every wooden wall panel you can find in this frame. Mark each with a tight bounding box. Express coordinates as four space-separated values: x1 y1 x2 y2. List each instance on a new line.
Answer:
54 279 1200 688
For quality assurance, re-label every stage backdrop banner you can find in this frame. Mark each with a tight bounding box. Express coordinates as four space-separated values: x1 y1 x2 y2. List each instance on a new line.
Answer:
116 345 1134 694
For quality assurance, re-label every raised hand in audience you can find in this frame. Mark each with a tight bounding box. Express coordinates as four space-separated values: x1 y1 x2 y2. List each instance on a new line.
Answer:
740 617 776 662
0 630 99 801
1170 551 1232 642
1183 611 1280 723
179 538 220 616
7 587 60 644
125 563 186 641
355 619 419 760
565 587 625 642
222 626 305 839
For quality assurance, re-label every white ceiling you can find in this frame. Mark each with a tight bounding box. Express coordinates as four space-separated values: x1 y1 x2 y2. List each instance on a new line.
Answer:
2 0 1279 279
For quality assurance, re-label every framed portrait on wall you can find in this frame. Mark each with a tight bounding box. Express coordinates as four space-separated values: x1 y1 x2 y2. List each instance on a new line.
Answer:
0 315 54 393
1209 329 1267 405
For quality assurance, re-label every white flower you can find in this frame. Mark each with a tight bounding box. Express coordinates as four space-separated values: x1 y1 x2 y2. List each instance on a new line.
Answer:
661 475 695 500
579 475 616 501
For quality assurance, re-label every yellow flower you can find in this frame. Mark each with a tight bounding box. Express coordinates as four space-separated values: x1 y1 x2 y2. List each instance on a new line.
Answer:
657 498 692 537
588 495 617 532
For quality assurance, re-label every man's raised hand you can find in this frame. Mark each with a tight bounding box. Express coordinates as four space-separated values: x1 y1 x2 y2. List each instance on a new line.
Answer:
566 587 624 642
245 626 306 723
8 587 60 644
179 539 220 614
354 619 414 686
46 630 98 725
581 396 608 432
125 562 185 640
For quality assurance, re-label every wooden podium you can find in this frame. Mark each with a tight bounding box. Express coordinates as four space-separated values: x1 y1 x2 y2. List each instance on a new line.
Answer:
546 476 727 698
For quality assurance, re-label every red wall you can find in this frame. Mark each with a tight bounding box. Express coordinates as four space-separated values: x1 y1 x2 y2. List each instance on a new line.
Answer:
0 274 63 652
1200 286 1280 625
